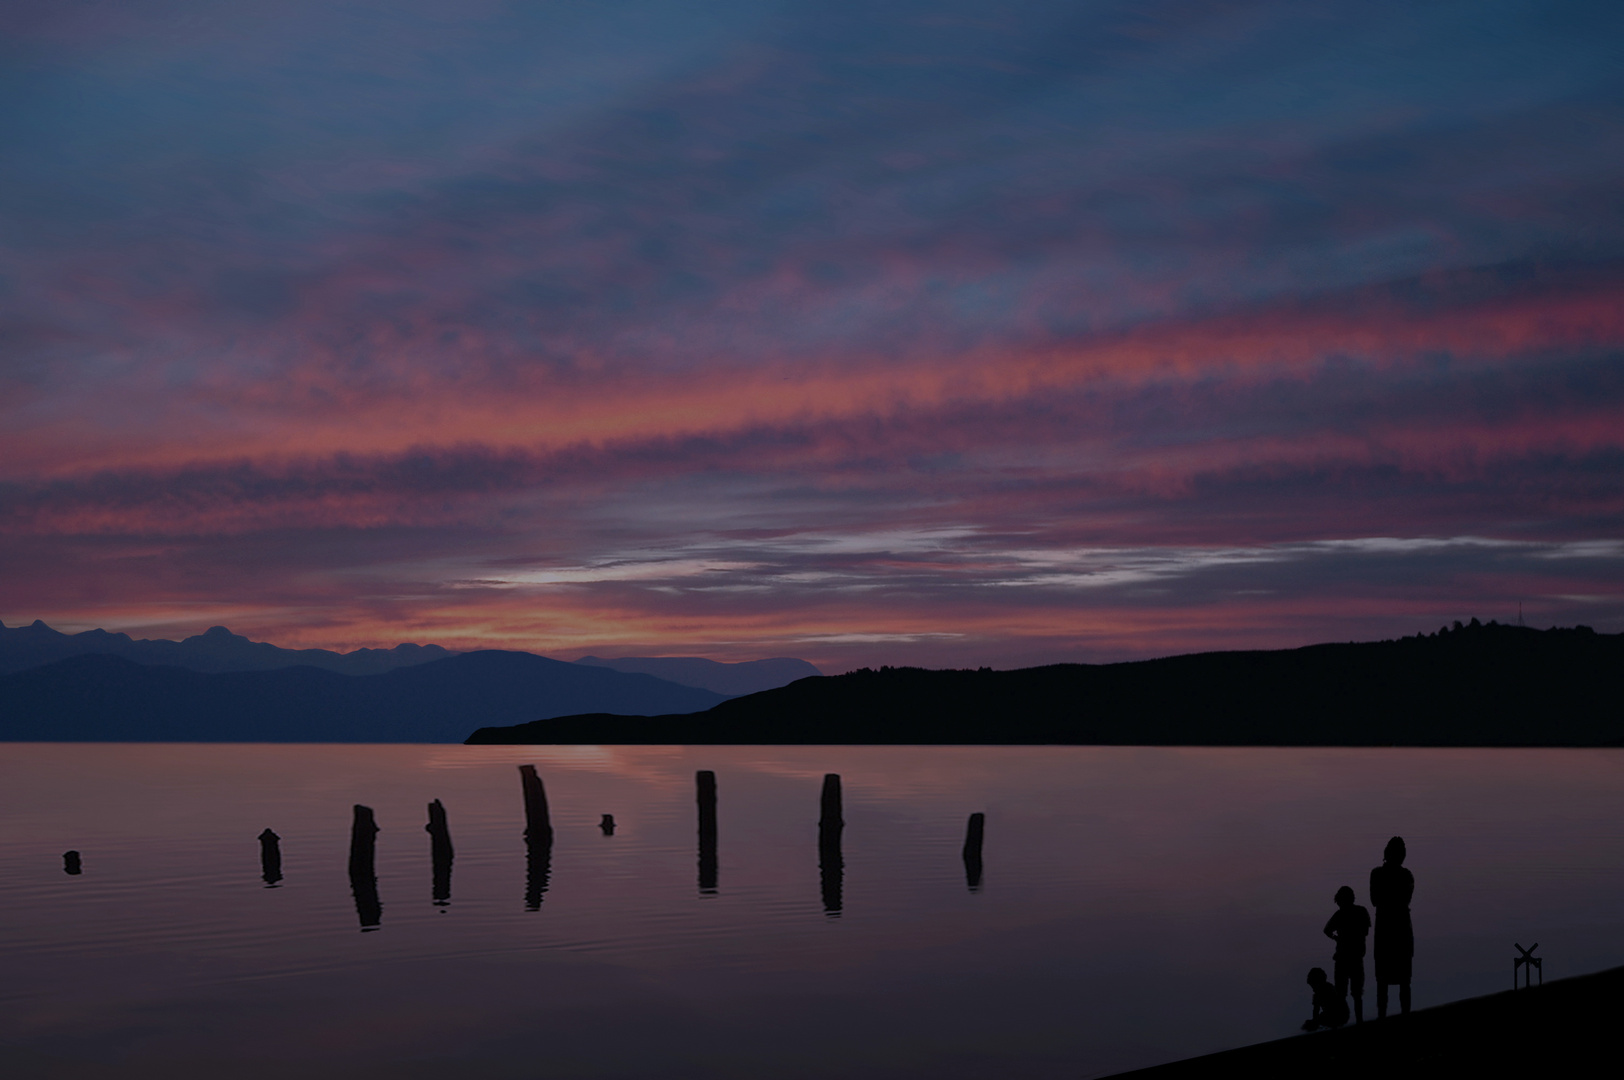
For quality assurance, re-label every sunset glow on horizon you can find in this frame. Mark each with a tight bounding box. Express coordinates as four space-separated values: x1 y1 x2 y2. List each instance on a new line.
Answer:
3 0 1621 670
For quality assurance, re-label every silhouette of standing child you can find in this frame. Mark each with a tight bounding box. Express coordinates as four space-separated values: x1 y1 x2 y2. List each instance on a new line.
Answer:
1301 967 1349 1031
1369 835 1415 1017
1323 885 1371 1022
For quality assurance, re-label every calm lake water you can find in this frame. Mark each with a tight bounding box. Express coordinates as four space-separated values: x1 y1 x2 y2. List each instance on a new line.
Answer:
3 744 1624 1079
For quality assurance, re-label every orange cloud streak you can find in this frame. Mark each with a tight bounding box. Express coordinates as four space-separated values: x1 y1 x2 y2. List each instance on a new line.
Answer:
8 276 1621 480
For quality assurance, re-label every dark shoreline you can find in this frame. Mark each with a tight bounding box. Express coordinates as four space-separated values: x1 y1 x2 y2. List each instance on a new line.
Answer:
469 622 1623 745
1103 963 1624 1078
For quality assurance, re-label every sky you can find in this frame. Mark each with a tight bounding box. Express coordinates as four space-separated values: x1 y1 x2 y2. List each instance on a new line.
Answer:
2 0 1622 670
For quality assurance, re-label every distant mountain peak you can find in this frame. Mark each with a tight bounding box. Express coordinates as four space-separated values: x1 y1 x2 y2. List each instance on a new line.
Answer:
0 619 459 677
182 625 264 650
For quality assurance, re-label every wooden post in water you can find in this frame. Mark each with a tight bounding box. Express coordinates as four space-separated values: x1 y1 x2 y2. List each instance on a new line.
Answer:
697 770 718 894
426 799 453 907
349 805 378 876
962 812 985 892
819 774 843 836
62 850 82 876
519 764 553 844
818 773 844 916
258 828 283 886
519 766 553 910
348 805 382 930
600 814 616 835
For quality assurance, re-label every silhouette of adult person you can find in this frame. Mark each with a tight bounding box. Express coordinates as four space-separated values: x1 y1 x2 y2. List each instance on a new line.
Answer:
1323 885 1370 1022
1369 835 1414 1017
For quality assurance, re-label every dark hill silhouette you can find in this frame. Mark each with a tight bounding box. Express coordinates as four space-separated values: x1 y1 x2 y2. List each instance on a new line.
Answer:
0 650 726 742
574 654 822 696
468 621 1624 745
0 619 455 677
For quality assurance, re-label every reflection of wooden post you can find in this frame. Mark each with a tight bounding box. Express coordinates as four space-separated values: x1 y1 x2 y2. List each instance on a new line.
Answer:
524 836 552 911
348 805 382 930
697 771 718 895
519 766 553 911
258 828 283 886
962 812 985 892
519 765 553 844
426 800 453 907
818 774 843 916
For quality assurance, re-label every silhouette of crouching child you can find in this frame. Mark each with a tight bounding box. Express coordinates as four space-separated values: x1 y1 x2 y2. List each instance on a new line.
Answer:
1302 967 1349 1031
1323 885 1371 1023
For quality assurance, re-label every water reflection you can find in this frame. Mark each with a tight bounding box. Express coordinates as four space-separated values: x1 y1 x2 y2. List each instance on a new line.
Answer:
962 812 985 892
426 799 453 909
818 774 843 917
259 828 283 887
519 765 553 911
697 770 718 895
348 804 382 931
524 837 552 911
6 745 1624 1080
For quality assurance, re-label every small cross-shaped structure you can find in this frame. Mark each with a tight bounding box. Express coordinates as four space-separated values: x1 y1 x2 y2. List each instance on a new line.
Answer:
1513 942 1542 989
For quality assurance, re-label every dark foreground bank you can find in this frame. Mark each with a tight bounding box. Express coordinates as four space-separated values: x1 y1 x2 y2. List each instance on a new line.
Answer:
469 621 1623 745
1106 963 1624 1078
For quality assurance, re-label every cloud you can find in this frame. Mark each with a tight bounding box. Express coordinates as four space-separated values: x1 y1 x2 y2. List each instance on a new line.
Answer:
2 1 1622 662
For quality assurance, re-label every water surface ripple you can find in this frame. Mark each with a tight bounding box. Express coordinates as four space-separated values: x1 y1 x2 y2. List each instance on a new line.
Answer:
2 744 1623 1078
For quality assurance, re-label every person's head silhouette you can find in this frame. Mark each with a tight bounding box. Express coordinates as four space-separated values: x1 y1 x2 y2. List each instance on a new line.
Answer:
1383 836 1406 866
1307 967 1330 988
1335 885 1356 908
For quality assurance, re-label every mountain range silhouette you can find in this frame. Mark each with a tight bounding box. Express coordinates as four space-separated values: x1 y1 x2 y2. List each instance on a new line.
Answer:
0 620 454 677
469 621 1623 746
574 654 820 696
0 650 728 741
5 618 1616 744
0 621 830 740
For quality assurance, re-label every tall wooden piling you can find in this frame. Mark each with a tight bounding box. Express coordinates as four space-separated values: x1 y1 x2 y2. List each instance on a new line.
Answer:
819 773 844 837
519 764 553 845
519 766 553 910
348 805 381 930
697 770 718 894
349 805 378 877
426 799 453 907
818 773 844 915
